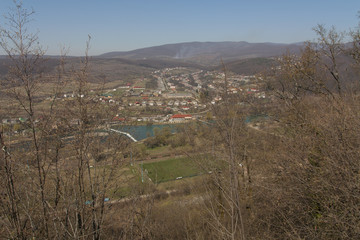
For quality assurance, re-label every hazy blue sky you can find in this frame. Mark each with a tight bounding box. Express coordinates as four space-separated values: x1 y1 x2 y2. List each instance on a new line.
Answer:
0 0 359 56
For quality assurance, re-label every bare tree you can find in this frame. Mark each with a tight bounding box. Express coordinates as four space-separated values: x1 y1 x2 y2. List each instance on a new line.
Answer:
0 2 127 239
194 68 268 240
259 23 360 239
0 1 52 238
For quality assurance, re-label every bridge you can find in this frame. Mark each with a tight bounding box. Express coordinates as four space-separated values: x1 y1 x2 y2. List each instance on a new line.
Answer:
109 128 138 142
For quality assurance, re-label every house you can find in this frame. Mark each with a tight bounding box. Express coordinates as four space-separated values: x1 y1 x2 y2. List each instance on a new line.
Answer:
190 100 198 105
164 92 193 98
228 87 238 94
169 114 192 122
133 86 145 90
214 96 222 102
112 116 126 122
130 92 141 97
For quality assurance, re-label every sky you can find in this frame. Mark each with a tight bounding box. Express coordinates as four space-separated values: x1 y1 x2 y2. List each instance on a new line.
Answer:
0 0 359 56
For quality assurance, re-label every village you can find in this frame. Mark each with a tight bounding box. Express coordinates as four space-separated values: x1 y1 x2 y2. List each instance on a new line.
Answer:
2 67 266 132
96 67 265 123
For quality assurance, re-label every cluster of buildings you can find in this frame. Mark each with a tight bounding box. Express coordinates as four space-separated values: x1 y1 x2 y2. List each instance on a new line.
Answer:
38 67 266 127
100 68 267 123
112 113 194 123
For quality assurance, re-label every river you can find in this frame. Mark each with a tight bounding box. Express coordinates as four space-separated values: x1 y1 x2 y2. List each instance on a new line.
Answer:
111 124 179 141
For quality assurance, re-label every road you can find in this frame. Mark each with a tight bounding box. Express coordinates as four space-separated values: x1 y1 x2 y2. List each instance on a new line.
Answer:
105 189 177 205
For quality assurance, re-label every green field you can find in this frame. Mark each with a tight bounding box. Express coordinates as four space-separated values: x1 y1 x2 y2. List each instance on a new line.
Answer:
143 157 202 183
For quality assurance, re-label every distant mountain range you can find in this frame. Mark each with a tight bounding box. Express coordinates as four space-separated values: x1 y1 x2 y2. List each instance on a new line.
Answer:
98 41 303 65
0 41 304 81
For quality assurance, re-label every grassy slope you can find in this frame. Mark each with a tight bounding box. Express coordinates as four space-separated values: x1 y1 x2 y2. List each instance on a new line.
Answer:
143 156 202 183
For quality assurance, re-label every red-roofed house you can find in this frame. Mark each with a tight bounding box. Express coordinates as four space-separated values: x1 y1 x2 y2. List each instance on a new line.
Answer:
133 86 145 90
169 114 192 122
112 116 126 122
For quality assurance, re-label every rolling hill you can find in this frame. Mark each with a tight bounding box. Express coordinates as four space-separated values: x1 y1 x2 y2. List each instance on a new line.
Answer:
213 57 277 75
99 41 302 66
0 41 304 86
